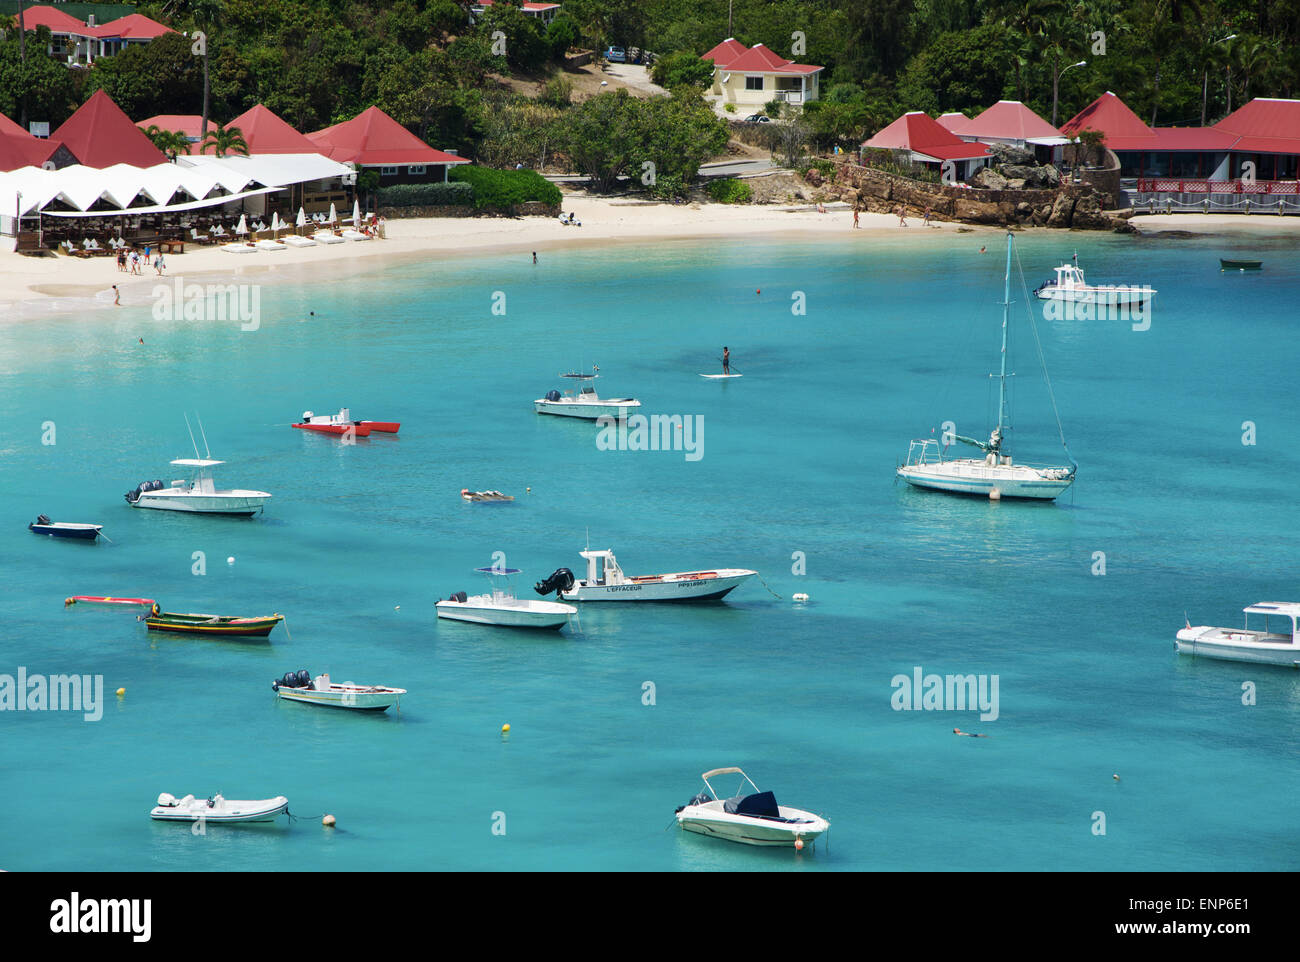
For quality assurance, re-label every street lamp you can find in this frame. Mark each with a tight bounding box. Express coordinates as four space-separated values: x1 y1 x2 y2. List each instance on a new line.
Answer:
1202 34 1236 125
1052 60 1086 128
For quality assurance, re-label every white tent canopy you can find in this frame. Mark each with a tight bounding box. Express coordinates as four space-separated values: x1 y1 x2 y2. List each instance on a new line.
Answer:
1 152 353 219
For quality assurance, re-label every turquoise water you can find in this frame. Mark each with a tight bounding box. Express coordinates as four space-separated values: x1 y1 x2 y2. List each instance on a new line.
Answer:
2 229 1299 871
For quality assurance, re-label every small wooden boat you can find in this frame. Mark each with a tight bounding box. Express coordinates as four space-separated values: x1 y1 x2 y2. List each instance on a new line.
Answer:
1220 259 1262 271
151 792 288 823
144 609 284 637
273 669 405 711
461 489 514 502
29 515 103 540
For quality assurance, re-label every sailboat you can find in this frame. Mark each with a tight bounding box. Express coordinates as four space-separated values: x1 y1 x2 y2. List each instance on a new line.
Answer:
897 232 1077 501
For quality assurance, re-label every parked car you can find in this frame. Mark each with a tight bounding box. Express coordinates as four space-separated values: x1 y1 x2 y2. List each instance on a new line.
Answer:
743 114 773 124
604 46 627 63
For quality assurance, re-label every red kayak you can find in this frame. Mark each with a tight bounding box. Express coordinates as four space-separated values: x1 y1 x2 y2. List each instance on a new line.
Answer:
66 595 155 607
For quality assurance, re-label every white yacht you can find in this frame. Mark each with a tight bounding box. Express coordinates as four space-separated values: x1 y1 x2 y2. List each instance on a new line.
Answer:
437 567 577 630
535 369 640 420
674 768 829 848
898 232 1077 501
1177 603 1300 667
1034 254 1154 308
535 548 755 602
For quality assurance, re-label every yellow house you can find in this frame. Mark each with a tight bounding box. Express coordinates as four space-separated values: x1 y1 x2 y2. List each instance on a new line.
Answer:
703 39 823 110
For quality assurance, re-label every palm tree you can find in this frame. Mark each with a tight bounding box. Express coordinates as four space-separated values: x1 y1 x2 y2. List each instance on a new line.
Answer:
201 123 249 158
144 126 194 162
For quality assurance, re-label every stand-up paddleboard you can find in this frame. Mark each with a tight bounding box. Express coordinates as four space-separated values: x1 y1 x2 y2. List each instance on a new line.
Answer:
700 373 743 379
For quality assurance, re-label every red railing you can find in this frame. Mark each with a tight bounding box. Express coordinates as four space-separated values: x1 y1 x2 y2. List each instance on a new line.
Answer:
1137 178 1299 195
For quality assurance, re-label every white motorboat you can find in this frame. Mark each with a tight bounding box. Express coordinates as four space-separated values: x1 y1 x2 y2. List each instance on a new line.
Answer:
126 460 270 515
534 369 641 420
674 768 829 848
1177 603 1300 667
898 232 1077 501
126 417 271 515
150 792 288 823
437 567 576 630
273 669 405 711
1034 254 1154 308
535 548 755 602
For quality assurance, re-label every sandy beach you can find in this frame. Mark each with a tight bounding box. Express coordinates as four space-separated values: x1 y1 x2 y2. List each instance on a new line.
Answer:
4 201 1296 315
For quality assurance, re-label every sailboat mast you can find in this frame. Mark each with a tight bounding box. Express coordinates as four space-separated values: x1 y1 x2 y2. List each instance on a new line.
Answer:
997 232 1012 436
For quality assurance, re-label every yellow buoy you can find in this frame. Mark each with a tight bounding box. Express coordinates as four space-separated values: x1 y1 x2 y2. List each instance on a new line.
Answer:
501 723 511 734
322 814 336 827
116 687 125 697
65 597 75 606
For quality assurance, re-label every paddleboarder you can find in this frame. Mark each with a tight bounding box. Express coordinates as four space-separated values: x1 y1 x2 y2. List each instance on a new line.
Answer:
722 347 730 375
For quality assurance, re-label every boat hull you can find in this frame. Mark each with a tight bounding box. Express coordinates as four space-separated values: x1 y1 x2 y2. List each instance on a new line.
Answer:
146 613 282 637
1220 260 1262 271
130 491 270 514
897 463 1073 500
436 600 574 630
534 399 641 420
293 422 372 437
30 523 102 540
676 806 829 847
1035 288 1153 308
1176 627 1300 667
563 570 755 602
275 686 403 711
358 421 400 433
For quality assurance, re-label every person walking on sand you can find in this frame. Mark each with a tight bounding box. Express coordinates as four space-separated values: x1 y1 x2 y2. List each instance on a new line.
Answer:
155 252 165 276
897 205 908 227
722 347 730 375
923 206 932 227
853 208 860 229
113 285 120 306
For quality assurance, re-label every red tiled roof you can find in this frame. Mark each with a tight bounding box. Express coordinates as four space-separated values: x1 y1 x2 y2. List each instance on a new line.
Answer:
1215 99 1300 152
1062 93 1300 154
15 4 91 35
0 112 31 138
89 14 173 40
864 112 992 161
702 38 748 66
962 100 1063 141
308 107 468 167
724 43 822 75
221 104 320 154
936 112 971 134
0 133 66 172
52 89 167 168
1060 92 1156 149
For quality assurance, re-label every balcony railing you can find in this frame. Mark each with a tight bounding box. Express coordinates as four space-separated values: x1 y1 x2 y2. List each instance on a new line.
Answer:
1136 178 1299 195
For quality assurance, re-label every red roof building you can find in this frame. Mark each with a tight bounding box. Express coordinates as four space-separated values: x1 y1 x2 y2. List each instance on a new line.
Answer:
704 40 823 108
137 115 209 143
18 5 172 66
308 107 469 184
961 101 1066 145
702 38 748 67
52 90 167 168
865 112 993 161
219 105 322 155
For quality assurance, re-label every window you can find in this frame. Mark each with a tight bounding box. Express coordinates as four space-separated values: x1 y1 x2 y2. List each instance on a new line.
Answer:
407 165 425 175
745 76 764 91
380 166 399 176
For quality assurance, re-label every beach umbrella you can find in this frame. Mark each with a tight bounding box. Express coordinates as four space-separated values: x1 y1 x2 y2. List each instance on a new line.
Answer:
235 214 248 236
352 198 360 227
271 211 282 233
328 202 337 225
296 207 306 230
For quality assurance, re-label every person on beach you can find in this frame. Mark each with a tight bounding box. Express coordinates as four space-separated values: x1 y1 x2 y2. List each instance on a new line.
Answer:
897 205 908 226
923 206 932 227
143 244 151 265
113 285 120 306
116 248 126 272
722 347 730 375
155 253 165 276
853 208 860 228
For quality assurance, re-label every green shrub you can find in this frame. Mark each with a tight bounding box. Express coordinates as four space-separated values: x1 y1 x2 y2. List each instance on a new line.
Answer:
449 165 563 210
375 181 474 207
706 177 753 204
723 103 736 114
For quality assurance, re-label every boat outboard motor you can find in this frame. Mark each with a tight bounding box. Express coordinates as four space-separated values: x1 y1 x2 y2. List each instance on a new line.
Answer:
296 669 312 690
125 486 141 504
36 514 51 526
533 568 575 596
674 790 713 814
452 591 468 603
545 389 561 402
